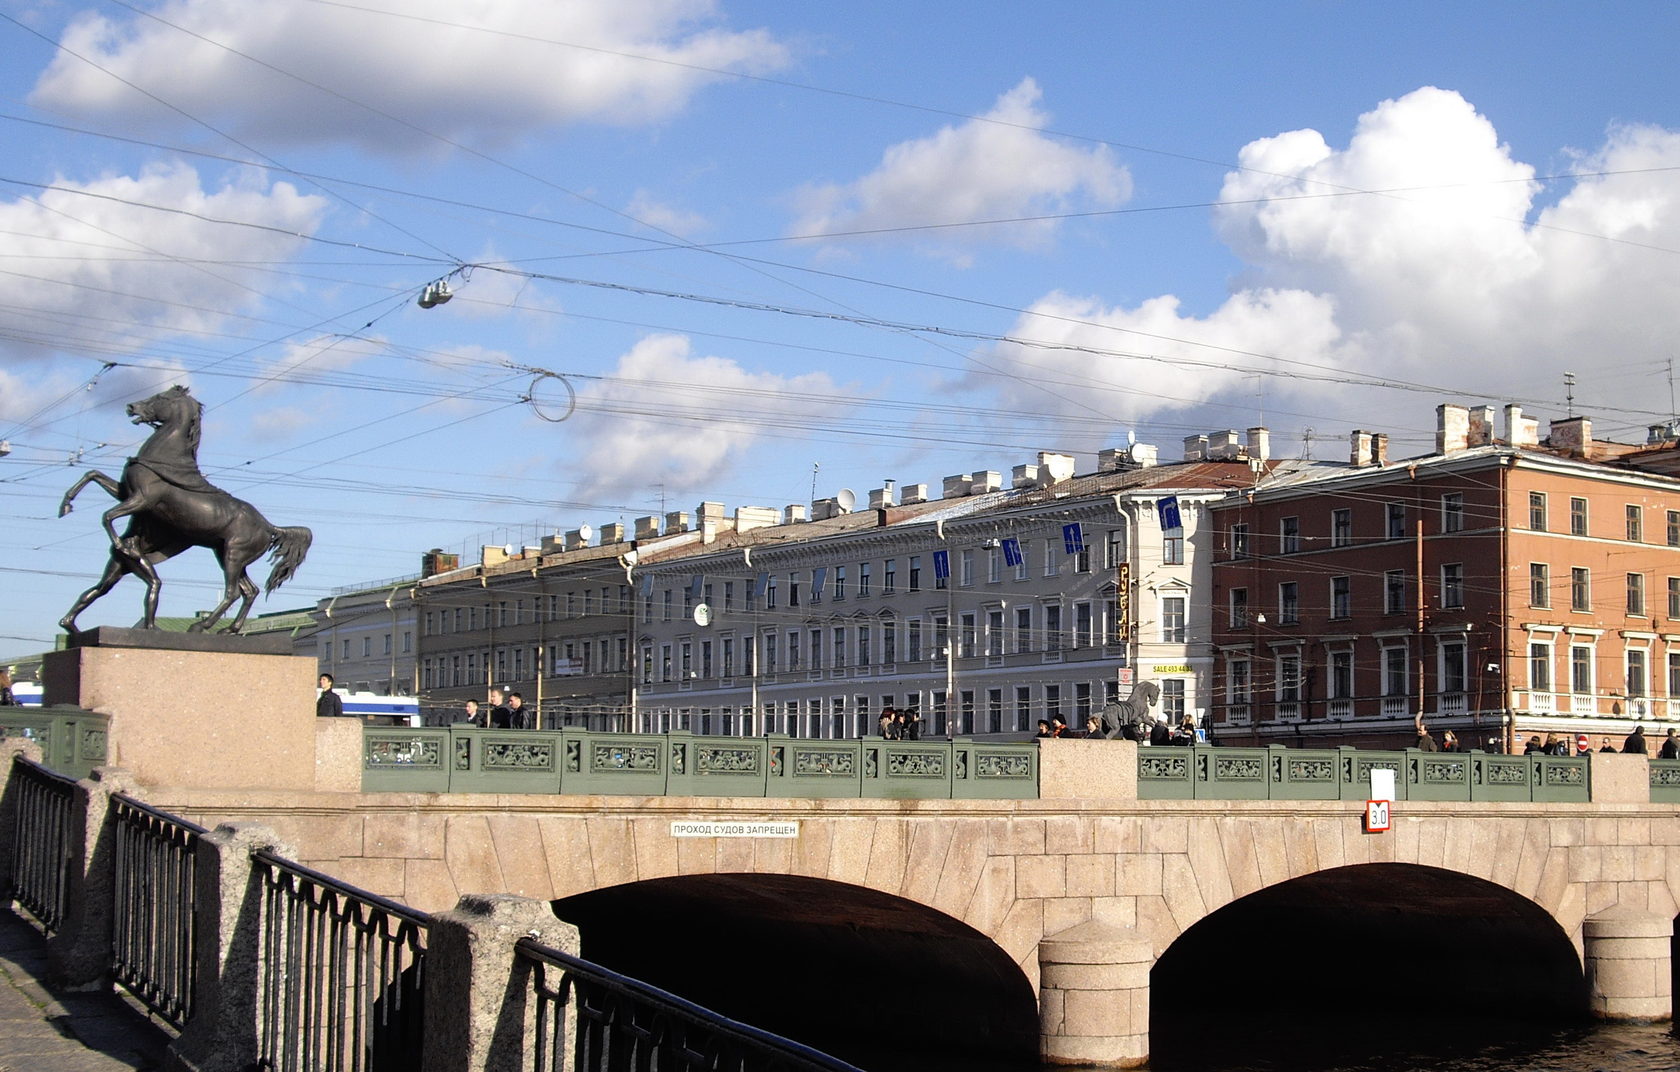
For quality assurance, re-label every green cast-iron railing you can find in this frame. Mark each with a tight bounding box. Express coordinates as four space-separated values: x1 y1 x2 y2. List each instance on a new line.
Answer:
110 793 205 1029
519 937 866 1072
362 727 1040 800
253 851 428 1072
1137 745 1592 802
6 755 78 933
0 706 110 779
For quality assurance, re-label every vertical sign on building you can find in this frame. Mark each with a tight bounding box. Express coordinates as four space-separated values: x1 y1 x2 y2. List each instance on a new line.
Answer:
932 550 951 582
1157 495 1182 531
1115 561 1131 640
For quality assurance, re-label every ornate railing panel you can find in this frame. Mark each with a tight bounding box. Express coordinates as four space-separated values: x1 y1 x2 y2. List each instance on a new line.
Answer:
110 793 206 1029
6 755 77 933
0 706 110 778
366 729 1041 800
1138 746 1591 803
253 851 428 1072
518 937 864 1072
1651 759 1680 804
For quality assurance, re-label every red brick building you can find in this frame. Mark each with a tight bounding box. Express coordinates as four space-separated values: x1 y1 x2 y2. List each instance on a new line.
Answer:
1208 404 1680 752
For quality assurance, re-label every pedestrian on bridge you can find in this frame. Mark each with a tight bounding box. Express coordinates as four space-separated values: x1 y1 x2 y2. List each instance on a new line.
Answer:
1624 725 1649 755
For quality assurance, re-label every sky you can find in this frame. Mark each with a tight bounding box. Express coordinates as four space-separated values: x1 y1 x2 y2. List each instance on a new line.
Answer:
2 0 1679 654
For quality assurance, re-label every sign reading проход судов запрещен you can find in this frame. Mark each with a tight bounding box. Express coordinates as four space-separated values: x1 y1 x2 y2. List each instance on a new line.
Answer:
670 821 799 838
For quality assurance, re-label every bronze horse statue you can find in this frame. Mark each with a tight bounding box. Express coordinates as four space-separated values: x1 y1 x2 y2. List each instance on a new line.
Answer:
1101 679 1161 739
58 385 312 634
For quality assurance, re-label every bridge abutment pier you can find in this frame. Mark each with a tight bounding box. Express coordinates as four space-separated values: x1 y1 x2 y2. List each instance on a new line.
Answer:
424 894 580 1072
1038 920 1154 1068
1583 907 1673 1021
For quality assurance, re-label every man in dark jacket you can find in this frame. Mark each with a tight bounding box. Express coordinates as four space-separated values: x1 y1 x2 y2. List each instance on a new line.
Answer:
487 686 514 729
1623 724 1649 755
316 673 347 718
1660 729 1679 759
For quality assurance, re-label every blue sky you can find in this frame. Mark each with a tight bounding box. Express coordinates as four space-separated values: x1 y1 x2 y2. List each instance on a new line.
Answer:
3 1 1678 653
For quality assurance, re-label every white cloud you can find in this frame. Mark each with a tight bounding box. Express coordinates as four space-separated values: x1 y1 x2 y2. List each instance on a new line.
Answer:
982 88 1680 448
625 190 709 239
568 334 848 497
789 78 1131 261
31 0 792 152
0 162 326 364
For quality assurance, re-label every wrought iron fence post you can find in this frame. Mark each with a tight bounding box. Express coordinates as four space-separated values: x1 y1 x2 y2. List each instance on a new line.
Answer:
165 822 293 1072
46 766 133 990
0 739 45 896
423 893 580 1072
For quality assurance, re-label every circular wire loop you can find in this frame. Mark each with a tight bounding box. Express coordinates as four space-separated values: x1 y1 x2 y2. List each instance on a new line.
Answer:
524 372 577 423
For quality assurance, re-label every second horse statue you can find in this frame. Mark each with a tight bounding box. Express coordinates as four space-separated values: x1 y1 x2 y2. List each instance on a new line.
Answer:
58 385 312 635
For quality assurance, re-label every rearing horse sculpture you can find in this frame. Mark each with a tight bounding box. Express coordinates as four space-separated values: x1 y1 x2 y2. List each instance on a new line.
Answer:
1102 679 1161 739
58 385 312 634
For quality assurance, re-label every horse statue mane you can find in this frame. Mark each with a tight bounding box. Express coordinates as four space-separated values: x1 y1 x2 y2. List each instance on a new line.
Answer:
58 385 312 634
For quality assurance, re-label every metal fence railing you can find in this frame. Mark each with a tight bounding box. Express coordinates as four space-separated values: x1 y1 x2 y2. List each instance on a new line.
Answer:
518 937 865 1072
110 793 206 1029
253 851 428 1072
6 756 79 934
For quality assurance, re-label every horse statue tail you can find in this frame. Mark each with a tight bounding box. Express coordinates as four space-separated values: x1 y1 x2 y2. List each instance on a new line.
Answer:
264 526 313 594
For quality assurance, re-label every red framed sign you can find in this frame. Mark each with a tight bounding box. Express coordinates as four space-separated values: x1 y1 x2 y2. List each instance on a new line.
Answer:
1364 799 1391 833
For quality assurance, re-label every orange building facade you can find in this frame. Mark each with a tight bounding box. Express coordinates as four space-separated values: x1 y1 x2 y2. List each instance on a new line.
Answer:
1208 406 1680 752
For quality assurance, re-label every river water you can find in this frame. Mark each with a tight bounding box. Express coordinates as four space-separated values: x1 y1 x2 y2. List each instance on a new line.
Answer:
1068 1021 1676 1072
886 1021 1680 1072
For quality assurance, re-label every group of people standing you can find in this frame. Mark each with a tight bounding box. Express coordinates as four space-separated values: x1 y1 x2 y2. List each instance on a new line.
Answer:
1035 712 1198 743
1519 725 1680 758
462 686 532 729
876 707 923 739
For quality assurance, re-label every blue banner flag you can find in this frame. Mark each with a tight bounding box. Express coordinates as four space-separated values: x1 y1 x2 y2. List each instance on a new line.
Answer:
639 574 654 598
1063 523 1084 555
1158 495 1183 531
689 574 705 599
753 571 770 597
1001 536 1023 568
932 549 951 580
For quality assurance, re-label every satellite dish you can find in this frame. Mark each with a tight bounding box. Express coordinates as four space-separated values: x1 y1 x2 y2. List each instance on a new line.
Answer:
693 603 712 627
502 543 514 556
1127 429 1136 446
836 488 857 512
621 548 639 567
577 523 594 544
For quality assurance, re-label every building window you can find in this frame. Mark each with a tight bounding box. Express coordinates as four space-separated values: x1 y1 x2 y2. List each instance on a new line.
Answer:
1628 649 1649 697
766 576 778 609
1441 564 1464 609
932 614 949 660
958 614 976 658
1230 588 1249 628
1627 505 1643 542
1670 577 1680 619
1440 640 1467 694
1571 497 1588 536
1044 685 1062 725
1074 602 1093 648
1383 645 1409 697
787 631 801 671
1329 650 1353 700
763 632 777 674
1670 511 1680 548
1530 563 1549 608
1529 492 1547 531
1278 581 1299 625
908 556 921 592
881 622 895 665
811 628 825 669
834 566 847 601
986 610 1004 657
1162 525 1184 565
1015 606 1032 654
1572 645 1593 696
1161 680 1186 725
834 626 848 667
1387 503 1406 540
1073 540 1092 574
1442 493 1464 533
858 562 871 598
1331 508 1352 547
1529 642 1552 693
883 559 896 594
1278 654 1301 703
1229 523 1249 559
960 550 975 587
789 573 801 607
1161 596 1186 643
1384 570 1407 615
1014 686 1032 732
1570 567 1590 612
1105 527 1128 568
1280 516 1299 554
987 547 1001 583
1014 540 1030 580
1670 652 1680 698
1045 604 1064 650
1628 573 1646 616
1330 576 1350 619
1228 659 1251 703
1044 537 1060 577
907 620 922 662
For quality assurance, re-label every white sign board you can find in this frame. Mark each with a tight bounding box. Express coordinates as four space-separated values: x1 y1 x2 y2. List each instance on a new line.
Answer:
671 821 799 839
1369 768 1396 802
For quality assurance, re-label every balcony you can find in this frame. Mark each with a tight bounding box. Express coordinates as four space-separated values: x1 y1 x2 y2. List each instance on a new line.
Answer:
1571 693 1597 716
1275 701 1302 722
1225 704 1251 726
1437 692 1468 716
1527 691 1555 714
1380 696 1408 719
1327 699 1353 719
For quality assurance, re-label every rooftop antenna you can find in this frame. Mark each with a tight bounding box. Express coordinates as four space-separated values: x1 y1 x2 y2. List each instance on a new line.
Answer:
1300 426 1315 460
1669 359 1677 425
1564 371 1576 419
810 462 820 503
